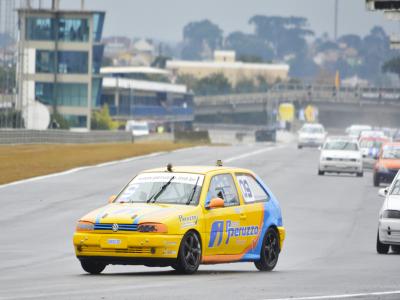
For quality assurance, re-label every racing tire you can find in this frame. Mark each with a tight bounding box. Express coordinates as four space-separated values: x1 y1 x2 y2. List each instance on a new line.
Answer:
376 233 389 254
318 170 324 176
373 173 380 187
175 231 202 274
391 245 400 254
80 260 106 274
357 172 364 177
255 227 280 271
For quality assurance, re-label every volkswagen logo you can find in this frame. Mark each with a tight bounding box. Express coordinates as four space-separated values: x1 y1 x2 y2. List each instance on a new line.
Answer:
112 223 119 232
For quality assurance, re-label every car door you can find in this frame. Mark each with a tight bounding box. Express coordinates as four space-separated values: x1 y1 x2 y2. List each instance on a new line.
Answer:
235 173 269 252
203 173 247 256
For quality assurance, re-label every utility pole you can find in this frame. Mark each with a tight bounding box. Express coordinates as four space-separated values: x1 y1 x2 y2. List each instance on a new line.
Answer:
334 0 339 41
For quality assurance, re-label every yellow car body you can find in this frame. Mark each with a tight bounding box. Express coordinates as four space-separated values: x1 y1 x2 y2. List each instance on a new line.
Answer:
73 165 285 274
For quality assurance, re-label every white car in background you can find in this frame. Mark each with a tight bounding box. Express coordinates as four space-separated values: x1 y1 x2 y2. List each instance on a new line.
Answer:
125 120 150 137
346 125 372 139
377 171 400 254
359 130 386 139
297 123 327 149
318 136 363 177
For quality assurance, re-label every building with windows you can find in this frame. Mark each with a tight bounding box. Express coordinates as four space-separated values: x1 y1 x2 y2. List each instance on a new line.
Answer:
166 50 290 87
17 6 105 129
100 66 194 129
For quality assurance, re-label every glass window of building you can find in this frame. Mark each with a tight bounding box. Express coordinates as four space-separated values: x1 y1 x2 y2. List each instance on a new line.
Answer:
63 115 87 128
58 18 89 42
58 51 88 74
26 18 55 40
92 78 102 107
35 82 88 107
93 13 105 42
92 45 104 74
36 50 55 73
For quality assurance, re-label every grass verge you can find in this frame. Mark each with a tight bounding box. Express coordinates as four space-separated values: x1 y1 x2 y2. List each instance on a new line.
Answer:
0 141 196 185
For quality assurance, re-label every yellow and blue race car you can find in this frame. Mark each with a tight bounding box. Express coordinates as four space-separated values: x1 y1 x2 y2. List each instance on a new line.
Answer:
73 163 285 274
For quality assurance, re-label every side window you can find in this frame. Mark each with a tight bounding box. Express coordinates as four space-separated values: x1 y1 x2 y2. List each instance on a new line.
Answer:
236 174 270 204
208 174 239 206
391 179 400 195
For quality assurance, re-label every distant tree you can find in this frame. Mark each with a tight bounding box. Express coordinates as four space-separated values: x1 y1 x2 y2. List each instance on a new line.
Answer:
193 73 231 95
338 34 362 50
225 31 274 62
176 74 198 92
50 111 69 129
235 78 255 93
181 20 223 60
316 41 339 53
0 109 24 128
382 56 400 78
249 15 314 58
91 105 117 130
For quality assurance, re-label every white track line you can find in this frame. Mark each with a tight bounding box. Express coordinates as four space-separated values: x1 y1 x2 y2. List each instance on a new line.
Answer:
225 145 286 163
0 146 204 190
264 290 400 300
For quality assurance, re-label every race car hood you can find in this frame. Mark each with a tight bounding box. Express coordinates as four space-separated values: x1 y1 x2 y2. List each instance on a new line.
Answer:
321 150 361 160
385 195 400 211
80 202 198 225
379 159 400 169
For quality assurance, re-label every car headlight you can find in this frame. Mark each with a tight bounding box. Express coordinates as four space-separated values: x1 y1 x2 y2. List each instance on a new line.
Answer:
137 223 168 233
76 221 94 232
382 210 400 219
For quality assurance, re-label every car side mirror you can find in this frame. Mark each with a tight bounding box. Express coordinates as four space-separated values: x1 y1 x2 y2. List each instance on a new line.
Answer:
108 195 117 203
207 198 224 209
378 188 389 198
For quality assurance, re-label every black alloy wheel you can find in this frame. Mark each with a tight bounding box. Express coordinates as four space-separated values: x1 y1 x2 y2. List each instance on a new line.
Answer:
175 231 202 274
80 260 107 274
255 227 280 271
376 232 389 254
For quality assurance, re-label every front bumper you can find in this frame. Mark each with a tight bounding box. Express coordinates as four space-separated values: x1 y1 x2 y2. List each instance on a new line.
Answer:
319 160 362 173
298 139 323 147
73 232 182 260
379 219 400 245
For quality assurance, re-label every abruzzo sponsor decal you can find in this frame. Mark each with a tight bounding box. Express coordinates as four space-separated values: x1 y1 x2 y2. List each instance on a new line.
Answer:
208 220 259 247
179 215 198 228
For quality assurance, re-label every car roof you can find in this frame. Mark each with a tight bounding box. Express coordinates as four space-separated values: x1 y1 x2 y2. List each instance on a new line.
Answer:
142 165 252 175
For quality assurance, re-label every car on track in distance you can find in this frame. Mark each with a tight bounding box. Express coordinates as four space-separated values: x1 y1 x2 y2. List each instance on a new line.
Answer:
318 136 363 176
373 142 400 187
376 171 400 254
297 123 327 149
73 163 285 275
359 130 386 140
359 136 390 169
346 125 372 139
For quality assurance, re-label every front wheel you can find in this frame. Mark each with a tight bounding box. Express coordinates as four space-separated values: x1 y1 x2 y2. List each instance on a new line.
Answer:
357 172 364 177
175 231 202 274
376 232 389 254
80 260 106 274
373 173 380 187
255 227 280 271
318 170 325 176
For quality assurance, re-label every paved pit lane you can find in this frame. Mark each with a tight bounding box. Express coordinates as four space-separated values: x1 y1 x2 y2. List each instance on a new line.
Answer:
1 143 399 300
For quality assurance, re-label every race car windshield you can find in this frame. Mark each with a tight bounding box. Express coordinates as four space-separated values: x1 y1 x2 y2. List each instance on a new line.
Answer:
360 140 383 149
324 141 358 151
115 173 204 205
382 147 400 159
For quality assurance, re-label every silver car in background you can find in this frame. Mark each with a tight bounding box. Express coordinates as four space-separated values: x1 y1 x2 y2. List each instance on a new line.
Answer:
318 136 363 177
377 171 400 254
297 123 327 149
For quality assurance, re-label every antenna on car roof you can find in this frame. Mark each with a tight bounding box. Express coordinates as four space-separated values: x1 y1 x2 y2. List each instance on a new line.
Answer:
216 160 223 167
167 163 173 172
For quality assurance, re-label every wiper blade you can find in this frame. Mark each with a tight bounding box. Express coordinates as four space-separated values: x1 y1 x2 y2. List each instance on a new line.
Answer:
146 176 175 203
186 177 200 205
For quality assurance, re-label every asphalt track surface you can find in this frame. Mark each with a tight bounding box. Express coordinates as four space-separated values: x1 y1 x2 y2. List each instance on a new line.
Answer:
1 143 400 300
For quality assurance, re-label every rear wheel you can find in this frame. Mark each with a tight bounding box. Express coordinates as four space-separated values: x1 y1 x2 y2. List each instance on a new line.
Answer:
255 227 280 271
376 232 389 254
373 173 380 187
80 260 106 274
175 231 201 274
357 172 364 177
298 145 303 149
318 170 325 176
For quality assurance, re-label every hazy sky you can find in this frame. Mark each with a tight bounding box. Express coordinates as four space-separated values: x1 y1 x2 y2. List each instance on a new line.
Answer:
58 0 399 42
